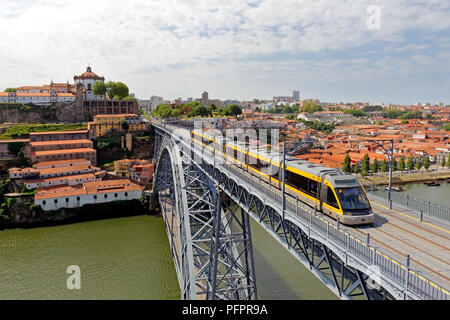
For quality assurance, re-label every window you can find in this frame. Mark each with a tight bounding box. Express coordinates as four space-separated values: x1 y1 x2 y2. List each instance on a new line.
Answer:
94 195 97 200
54 199 58 204
43 201 46 205
326 186 339 209
335 187 371 211
104 194 108 199
114 193 118 198
66 198 69 203
125 192 128 197
77 197 80 201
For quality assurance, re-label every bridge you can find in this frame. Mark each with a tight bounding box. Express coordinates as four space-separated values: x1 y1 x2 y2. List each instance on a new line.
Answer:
151 119 450 300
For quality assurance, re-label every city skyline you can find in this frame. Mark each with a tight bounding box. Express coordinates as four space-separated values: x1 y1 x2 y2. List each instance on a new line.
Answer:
0 0 449 104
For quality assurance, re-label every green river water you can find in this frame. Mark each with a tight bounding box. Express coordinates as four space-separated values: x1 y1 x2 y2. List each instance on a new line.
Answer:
0 213 336 300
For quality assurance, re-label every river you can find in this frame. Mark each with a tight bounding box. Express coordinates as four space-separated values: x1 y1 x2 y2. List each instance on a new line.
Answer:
4 182 448 299
0 213 337 300
373 180 450 207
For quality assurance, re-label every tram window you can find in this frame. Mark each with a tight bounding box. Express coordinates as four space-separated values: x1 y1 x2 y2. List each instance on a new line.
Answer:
286 171 308 193
308 180 318 197
326 186 339 208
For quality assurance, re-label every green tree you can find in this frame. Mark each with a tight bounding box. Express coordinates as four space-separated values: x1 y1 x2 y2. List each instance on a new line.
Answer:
353 164 360 174
442 123 450 131
93 80 107 97
113 82 129 99
106 81 117 99
399 156 405 171
151 104 173 118
171 109 182 117
393 158 398 171
407 155 414 171
372 158 379 173
301 102 323 113
342 154 352 173
362 154 370 175
7 142 25 156
447 154 450 169
381 159 388 172
227 104 243 117
441 155 447 167
5 88 16 92
424 156 430 170
416 158 422 170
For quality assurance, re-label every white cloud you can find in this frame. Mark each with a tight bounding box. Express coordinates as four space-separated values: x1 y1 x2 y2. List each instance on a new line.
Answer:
0 0 448 103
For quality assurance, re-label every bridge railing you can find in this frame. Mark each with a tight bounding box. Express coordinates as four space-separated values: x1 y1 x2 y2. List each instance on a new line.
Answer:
155 122 450 300
216 153 449 300
369 187 450 223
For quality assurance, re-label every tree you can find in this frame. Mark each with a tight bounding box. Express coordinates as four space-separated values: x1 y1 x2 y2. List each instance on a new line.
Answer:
5 88 16 92
398 156 405 171
447 154 450 169
93 81 107 97
121 121 130 132
113 82 129 99
441 155 447 167
151 104 173 118
407 155 414 171
393 158 398 171
301 102 323 113
381 159 388 172
416 158 422 170
105 81 129 99
7 142 25 156
372 158 379 173
227 104 243 117
171 109 182 117
353 164 360 174
424 156 430 170
362 154 370 176
106 81 117 99
342 154 352 173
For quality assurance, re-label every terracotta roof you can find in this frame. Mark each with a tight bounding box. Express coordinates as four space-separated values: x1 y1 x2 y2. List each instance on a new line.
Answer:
74 67 104 80
38 164 100 176
31 139 92 147
35 179 142 200
35 159 91 168
26 173 97 185
32 148 96 156
29 130 88 136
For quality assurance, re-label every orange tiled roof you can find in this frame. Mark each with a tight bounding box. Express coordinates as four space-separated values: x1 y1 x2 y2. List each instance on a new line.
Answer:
35 179 142 200
30 130 88 136
32 148 96 156
31 139 92 147
35 158 91 168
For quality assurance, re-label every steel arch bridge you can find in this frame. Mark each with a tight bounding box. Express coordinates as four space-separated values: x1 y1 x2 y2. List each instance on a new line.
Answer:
152 131 257 300
151 121 449 301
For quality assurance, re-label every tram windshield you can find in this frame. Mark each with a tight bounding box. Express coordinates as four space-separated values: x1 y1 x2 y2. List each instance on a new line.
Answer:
335 187 370 211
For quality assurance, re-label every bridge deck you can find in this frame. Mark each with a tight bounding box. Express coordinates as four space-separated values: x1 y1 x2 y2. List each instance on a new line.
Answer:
224 162 450 291
156 122 450 298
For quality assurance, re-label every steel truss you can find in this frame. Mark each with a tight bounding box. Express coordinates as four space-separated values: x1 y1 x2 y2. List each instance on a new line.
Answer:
152 134 257 300
199 161 394 300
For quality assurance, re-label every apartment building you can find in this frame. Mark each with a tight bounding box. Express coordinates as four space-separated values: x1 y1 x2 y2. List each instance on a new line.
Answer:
35 179 143 211
87 114 147 138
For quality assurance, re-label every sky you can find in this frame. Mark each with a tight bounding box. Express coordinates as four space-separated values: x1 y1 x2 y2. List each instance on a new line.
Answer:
0 0 449 105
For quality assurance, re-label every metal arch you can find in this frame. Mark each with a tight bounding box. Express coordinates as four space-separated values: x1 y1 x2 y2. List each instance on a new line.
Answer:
153 131 257 300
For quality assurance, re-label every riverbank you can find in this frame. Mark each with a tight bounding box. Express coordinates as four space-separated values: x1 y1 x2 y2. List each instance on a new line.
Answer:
359 169 450 186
